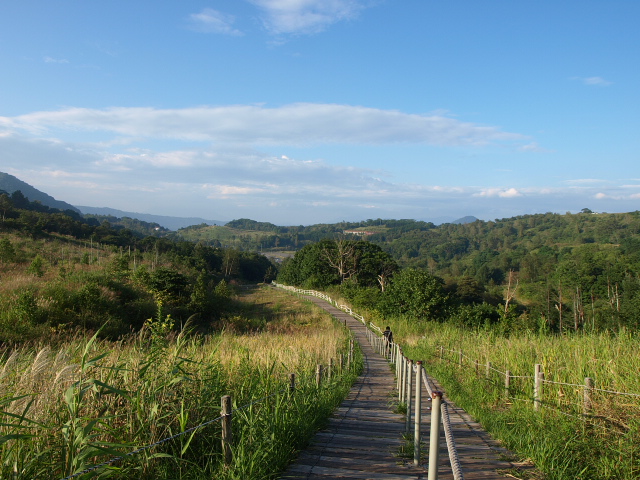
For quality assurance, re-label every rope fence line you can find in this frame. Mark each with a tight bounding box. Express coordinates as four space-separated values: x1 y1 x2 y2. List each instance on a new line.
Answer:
436 344 640 432
273 283 465 480
438 346 640 398
441 402 465 480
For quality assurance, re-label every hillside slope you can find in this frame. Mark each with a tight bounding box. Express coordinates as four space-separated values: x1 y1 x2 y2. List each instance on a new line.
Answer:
0 172 79 213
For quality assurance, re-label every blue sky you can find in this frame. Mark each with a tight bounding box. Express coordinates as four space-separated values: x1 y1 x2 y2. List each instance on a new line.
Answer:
1 1 639 225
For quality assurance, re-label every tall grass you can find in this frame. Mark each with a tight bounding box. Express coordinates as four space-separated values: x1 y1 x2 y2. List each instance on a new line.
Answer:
0 286 361 479
389 318 640 480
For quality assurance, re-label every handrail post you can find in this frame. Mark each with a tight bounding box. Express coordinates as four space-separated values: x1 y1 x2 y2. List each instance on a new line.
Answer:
289 373 296 393
414 361 423 466
405 360 413 434
396 348 402 394
328 358 334 381
221 395 233 465
428 392 443 480
399 355 405 402
316 364 323 387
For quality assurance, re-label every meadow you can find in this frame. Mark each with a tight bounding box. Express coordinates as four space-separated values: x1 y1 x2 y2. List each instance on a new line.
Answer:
388 317 640 480
0 285 361 479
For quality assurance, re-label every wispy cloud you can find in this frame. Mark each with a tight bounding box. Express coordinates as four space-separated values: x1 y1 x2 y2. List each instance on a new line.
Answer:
249 0 368 35
572 76 612 87
3 104 526 147
43 56 69 64
4 130 640 224
187 8 243 36
474 187 523 198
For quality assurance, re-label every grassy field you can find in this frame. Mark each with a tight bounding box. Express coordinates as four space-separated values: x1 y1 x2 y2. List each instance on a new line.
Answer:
0 285 361 479
387 318 640 480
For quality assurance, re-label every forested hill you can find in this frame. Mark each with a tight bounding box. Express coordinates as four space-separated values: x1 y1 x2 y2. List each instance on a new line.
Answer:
177 212 640 279
372 210 640 274
275 210 640 335
0 172 80 213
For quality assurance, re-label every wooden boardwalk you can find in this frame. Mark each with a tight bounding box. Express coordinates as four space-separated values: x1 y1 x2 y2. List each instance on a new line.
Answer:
280 295 534 480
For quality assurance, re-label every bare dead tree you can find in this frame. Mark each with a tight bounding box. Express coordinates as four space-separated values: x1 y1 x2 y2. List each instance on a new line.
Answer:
555 283 564 334
323 238 359 284
573 286 585 331
377 260 396 292
504 269 519 314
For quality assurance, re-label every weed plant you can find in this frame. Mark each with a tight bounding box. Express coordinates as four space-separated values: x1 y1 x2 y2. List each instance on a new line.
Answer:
0 286 361 479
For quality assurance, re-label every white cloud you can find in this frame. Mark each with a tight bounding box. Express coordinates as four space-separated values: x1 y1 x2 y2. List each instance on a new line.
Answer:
474 187 523 198
249 0 367 35
572 76 612 87
44 56 69 64
4 127 637 225
564 178 610 185
3 104 526 147
187 8 243 36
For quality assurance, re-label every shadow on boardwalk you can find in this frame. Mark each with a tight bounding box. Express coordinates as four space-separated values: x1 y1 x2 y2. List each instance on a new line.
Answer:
279 295 535 480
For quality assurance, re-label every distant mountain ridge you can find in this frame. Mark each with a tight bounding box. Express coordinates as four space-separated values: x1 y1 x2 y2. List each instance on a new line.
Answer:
451 215 479 224
75 206 227 231
0 172 80 213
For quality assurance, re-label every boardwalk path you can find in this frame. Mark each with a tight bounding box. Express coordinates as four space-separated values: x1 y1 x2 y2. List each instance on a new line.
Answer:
280 294 531 480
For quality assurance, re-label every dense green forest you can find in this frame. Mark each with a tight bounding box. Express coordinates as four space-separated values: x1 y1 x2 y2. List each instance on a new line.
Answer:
276 211 640 335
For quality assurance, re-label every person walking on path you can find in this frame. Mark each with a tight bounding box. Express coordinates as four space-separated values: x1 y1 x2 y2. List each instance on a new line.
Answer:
383 325 393 354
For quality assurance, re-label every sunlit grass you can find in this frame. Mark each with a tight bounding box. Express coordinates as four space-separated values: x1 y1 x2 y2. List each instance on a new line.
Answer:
0 285 361 479
387 317 640 480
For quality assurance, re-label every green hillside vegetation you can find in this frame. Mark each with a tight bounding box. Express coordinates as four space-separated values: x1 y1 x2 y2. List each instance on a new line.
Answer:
0 190 362 479
0 191 276 344
274 211 640 335
272 212 640 480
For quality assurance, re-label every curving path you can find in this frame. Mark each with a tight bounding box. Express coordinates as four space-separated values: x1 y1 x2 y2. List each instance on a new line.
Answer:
279 294 536 480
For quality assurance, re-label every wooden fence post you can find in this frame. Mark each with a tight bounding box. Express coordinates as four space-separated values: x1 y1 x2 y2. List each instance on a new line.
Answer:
439 346 443 360
428 392 443 480
339 353 344 372
405 360 413 434
316 364 323 387
505 370 511 397
475 359 479 377
328 358 334 380
584 377 594 415
534 364 542 411
289 373 296 393
485 361 492 380
221 395 233 465
414 361 423 466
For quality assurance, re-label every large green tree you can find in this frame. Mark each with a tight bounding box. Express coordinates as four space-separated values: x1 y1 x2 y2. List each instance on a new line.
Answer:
379 269 450 321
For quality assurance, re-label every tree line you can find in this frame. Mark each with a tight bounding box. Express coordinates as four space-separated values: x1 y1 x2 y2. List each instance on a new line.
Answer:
275 211 640 335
